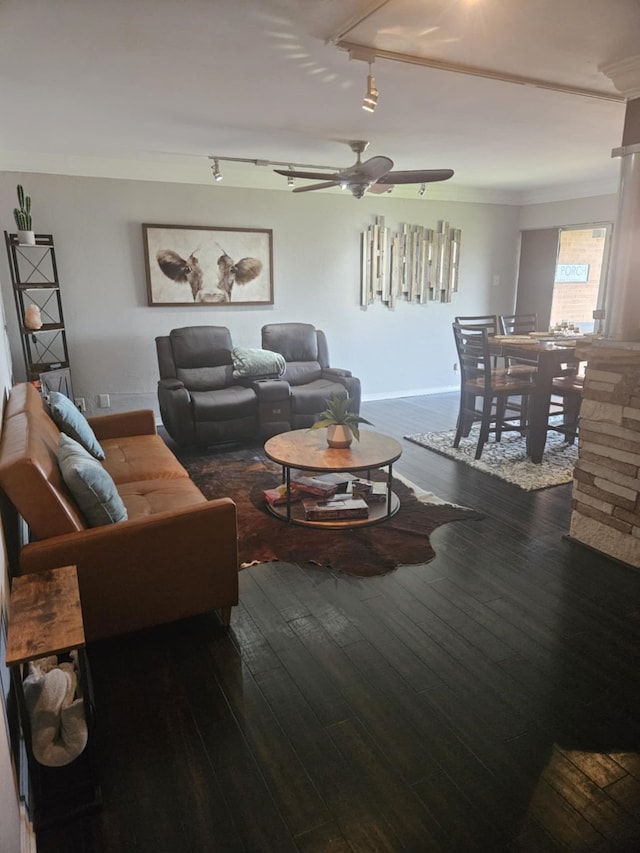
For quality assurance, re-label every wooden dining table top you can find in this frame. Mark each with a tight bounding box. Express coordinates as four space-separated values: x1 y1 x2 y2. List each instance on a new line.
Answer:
488 333 592 354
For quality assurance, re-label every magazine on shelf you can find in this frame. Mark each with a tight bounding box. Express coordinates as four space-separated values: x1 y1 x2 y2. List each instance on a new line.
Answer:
302 496 369 521
263 485 300 506
311 472 357 493
291 475 339 497
350 479 387 503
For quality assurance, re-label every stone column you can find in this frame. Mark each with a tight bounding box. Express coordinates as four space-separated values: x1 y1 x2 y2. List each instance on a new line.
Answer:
600 58 640 341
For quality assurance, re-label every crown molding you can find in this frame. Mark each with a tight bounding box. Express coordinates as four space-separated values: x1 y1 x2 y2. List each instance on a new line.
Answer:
600 55 640 99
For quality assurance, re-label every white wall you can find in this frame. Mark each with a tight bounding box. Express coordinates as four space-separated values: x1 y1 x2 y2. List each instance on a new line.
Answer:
518 194 617 230
0 173 522 414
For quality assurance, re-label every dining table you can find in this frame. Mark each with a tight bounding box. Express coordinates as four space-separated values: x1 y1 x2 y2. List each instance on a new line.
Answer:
488 334 588 463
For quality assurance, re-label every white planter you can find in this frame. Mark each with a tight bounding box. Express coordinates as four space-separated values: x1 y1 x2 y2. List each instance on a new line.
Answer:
326 424 353 448
17 230 35 246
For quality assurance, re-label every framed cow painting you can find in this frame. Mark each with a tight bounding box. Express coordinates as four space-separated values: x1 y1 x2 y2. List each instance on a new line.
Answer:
142 224 274 306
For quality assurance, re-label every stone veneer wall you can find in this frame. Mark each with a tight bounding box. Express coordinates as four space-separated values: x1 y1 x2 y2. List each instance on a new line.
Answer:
570 340 640 568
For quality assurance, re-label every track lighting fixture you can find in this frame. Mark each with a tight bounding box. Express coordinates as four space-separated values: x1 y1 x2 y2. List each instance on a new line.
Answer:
287 168 294 187
362 63 378 113
418 183 426 196
212 158 222 181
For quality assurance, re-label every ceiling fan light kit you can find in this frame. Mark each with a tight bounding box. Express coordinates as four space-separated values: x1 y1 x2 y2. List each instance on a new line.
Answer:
273 140 454 198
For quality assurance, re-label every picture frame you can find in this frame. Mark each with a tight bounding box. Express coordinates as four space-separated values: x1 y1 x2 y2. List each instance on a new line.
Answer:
142 224 274 306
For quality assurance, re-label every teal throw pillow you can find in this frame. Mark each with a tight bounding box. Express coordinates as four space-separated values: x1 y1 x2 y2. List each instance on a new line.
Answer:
58 434 128 527
48 391 105 460
232 347 286 378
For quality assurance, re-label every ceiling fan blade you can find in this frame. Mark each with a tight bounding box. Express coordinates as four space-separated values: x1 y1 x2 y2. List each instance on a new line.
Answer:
377 169 454 185
352 155 394 181
292 181 340 193
274 168 338 181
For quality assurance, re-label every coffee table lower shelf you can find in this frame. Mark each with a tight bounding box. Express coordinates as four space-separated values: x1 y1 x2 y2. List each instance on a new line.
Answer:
266 490 400 529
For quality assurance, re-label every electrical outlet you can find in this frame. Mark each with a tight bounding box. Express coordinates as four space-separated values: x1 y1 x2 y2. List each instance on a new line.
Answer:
74 397 86 412
98 394 110 408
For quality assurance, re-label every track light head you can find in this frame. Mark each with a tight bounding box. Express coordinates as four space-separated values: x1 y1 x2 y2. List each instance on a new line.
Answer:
287 168 294 187
363 81 378 112
212 158 222 181
418 183 426 196
362 64 378 113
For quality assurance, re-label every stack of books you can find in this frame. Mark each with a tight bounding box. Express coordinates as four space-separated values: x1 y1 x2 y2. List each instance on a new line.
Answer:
263 485 300 506
291 475 339 498
351 479 387 504
302 496 369 521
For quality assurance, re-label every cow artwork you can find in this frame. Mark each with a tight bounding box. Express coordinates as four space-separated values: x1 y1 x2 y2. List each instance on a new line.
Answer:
143 224 273 306
155 248 263 302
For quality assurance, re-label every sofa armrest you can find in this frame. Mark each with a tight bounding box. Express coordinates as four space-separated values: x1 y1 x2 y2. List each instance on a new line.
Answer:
19 498 239 641
88 409 157 439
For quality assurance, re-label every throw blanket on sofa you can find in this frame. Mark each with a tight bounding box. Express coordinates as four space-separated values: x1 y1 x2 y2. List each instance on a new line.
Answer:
23 653 88 767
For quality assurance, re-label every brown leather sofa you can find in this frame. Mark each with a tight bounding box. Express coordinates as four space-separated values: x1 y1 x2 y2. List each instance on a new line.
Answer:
0 383 238 641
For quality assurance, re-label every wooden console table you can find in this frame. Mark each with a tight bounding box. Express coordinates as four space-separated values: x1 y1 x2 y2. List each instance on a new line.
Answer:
6 565 101 829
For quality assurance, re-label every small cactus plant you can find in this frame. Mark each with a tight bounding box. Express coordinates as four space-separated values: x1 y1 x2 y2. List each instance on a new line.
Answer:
14 184 32 231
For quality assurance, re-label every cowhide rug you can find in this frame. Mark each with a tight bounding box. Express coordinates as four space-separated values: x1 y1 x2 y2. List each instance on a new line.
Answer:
176 444 483 578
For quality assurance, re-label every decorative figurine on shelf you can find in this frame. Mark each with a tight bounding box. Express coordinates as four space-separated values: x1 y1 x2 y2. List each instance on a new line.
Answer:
14 184 35 245
24 304 42 330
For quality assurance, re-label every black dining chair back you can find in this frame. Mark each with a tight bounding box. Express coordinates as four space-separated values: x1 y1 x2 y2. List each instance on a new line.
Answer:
455 314 498 334
452 322 536 460
499 313 538 335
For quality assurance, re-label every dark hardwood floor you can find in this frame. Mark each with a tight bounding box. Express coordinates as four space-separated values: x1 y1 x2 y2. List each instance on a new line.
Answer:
37 394 640 852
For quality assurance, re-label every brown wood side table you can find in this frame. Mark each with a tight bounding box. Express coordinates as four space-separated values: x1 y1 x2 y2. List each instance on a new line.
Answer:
264 428 403 528
6 565 101 830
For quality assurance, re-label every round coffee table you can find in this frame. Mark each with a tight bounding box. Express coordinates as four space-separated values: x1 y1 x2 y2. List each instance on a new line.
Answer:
263 428 402 528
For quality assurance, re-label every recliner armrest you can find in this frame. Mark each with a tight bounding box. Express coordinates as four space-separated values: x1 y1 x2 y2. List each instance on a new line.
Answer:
235 373 280 388
322 367 353 379
250 378 291 401
156 380 195 445
159 378 185 391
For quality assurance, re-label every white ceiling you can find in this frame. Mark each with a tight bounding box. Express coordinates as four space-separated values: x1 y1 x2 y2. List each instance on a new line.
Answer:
1 0 638 203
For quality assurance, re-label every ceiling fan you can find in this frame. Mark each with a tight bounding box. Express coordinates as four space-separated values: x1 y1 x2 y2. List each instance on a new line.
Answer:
274 140 454 198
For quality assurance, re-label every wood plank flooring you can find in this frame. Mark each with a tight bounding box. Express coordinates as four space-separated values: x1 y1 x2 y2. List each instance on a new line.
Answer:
36 394 640 852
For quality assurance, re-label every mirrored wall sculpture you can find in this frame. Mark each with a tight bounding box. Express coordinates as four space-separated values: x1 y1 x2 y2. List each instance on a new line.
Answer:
361 216 461 307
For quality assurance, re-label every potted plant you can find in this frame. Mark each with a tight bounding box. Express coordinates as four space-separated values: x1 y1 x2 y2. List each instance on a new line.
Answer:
310 395 373 448
14 184 35 245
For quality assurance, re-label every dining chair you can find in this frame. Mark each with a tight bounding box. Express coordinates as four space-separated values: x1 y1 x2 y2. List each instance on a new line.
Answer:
496 312 540 379
455 314 498 333
549 373 583 444
452 322 537 460
499 313 538 335
454 315 501 369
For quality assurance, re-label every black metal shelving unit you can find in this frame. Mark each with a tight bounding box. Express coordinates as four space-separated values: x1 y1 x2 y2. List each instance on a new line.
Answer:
4 232 71 382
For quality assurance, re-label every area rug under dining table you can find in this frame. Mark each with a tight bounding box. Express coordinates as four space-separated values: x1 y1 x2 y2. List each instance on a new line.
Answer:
176 445 483 577
404 424 578 491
